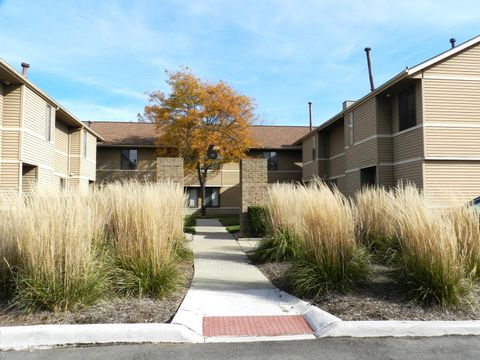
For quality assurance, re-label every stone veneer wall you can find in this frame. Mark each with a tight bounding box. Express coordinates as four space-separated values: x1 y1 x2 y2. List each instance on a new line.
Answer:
156 157 184 185
239 158 268 237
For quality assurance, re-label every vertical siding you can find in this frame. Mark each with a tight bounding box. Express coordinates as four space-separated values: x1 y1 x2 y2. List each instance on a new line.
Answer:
2 85 21 127
352 97 376 142
393 160 423 187
424 160 480 205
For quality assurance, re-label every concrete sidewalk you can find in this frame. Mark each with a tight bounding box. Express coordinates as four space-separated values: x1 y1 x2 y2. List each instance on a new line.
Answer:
171 219 319 340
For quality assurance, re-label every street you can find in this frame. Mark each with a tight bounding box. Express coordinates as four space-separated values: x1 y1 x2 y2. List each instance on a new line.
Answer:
2 337 480 360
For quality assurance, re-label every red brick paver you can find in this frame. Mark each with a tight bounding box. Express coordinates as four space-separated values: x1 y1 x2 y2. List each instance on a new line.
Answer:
203 315 313 337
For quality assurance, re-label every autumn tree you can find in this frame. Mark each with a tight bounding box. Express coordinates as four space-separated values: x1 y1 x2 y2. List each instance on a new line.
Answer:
143 68 256 216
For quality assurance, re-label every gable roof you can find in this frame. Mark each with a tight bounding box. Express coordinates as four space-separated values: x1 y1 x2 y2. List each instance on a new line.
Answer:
0 58 104 141
88 121 311 149
295 34 480 144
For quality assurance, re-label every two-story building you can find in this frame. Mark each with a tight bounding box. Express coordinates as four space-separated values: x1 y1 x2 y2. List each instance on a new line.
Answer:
298 35 480 204
89 121 308 212
0 59 102 194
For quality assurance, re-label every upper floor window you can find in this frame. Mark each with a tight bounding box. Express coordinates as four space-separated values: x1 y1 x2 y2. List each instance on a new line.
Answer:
83 129 87 158
121 149 138 170
346 112 354 146
45 105 52 142
262 151 278 171
399 86 416 131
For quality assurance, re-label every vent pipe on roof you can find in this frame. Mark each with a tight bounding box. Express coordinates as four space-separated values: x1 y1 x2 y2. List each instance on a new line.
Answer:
21 62 30 77
364 48 375 92
450 38 456 48
308 101 313 132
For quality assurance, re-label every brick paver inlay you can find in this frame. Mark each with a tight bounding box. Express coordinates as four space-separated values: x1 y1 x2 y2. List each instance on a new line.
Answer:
203 315 313 337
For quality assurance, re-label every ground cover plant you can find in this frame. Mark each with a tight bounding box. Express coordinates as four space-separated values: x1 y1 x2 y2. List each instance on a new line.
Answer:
0 181 189 313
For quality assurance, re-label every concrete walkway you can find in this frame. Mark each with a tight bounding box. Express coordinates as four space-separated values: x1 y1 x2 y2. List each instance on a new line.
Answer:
171 219 317 340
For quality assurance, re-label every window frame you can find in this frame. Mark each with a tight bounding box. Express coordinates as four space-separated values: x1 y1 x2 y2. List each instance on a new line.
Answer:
398 86 417 132
262 151 278 171
120 149 138 170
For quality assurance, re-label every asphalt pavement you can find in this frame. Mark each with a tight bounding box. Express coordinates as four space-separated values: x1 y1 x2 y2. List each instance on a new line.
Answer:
2 336 480 360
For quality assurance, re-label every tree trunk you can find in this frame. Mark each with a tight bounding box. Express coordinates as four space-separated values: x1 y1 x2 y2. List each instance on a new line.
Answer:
197 163 208 216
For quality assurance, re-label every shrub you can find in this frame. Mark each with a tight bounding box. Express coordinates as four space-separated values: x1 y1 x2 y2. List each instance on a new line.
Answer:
0 192 108 311
394 185 471 306
99 181 187 298
355 187 399 264
248 206 269 237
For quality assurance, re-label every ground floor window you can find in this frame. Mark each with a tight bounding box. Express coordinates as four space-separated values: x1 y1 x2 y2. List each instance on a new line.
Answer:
360 166 376 187
186 187 199 208
205 187 220 207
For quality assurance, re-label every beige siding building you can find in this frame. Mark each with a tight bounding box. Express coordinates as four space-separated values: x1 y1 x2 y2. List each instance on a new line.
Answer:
90 122 307 212
299 35 480 204
0 59 102 194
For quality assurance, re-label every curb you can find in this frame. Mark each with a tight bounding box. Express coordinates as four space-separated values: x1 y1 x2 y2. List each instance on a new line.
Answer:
316 320 480 338
0 323 203 351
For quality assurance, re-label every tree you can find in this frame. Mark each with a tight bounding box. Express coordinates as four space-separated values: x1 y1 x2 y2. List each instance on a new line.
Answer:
143 67 256 216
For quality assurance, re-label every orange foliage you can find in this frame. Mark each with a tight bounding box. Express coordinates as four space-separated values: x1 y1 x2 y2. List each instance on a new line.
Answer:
143 67 257 173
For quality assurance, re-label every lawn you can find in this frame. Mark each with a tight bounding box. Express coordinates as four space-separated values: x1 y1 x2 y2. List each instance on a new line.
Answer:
217 215 240 234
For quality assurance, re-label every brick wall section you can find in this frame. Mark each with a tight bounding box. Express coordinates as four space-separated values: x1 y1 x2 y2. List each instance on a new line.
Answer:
156 157 184 185
240 158 268 237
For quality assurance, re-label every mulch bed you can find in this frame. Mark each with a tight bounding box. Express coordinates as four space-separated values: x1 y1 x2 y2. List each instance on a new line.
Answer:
0 261 194 326
256 262 480 321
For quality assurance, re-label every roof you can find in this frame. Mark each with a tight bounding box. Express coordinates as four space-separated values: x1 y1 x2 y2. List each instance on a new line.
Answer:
89 121 310 149
295 34 480 144
0 58 104 141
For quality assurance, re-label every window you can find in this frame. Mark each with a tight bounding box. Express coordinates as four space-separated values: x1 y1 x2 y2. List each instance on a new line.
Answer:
399 86 416 131
186 188 199 208
120 149 138 170
346 112 354 146
262 151 278 171
59 177 67 190
83 129 87 159
205 187 220 207
360 166 376 187
46 105 52 141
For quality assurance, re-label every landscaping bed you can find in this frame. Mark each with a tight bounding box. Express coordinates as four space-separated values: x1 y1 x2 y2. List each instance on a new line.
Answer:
256 261 480 321
0 260 193 326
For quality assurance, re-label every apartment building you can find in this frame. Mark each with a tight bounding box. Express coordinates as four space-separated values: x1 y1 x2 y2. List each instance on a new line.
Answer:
0 59 102 194
90 121 308 211
299 35 480 204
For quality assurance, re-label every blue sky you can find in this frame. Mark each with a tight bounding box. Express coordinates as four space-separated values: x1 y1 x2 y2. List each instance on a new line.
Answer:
1 0 479 126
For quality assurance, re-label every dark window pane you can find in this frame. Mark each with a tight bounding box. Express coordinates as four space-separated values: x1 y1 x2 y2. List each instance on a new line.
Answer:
205 187 220 207
262 151 278 171
121 149 138 170
399 86 416 131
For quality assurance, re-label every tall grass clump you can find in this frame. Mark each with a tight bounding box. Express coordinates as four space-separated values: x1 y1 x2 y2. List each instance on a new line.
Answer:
394 185 471 306
0 191 107 312
252 183 302 263
288 181 370 297
99 181 187 298
446 204 480 279
355 186 399 264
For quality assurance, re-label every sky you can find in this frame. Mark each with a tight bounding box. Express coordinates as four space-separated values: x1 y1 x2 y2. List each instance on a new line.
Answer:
0 0 480 127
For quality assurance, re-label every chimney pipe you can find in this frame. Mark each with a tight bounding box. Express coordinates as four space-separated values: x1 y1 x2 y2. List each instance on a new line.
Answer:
450 38 456 49
21 62 30 77
364 47 375 92
308 101 313 132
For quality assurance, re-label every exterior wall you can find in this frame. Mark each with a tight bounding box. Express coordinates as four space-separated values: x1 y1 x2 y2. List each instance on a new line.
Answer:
96 147 157 183
393 160 423 187
54 121 69 187
157 157 184 184
301 134 316 180
424 160 480 204
352 97 376 142
239 158 268 236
